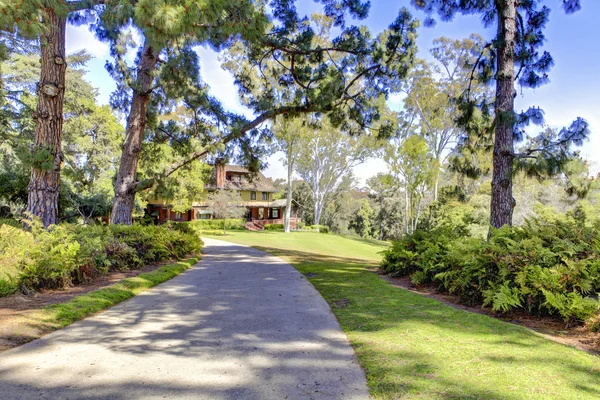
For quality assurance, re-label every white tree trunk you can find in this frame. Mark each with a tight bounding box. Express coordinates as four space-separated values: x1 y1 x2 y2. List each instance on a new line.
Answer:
313 194 323 226
284 144 294 233
404 187 410 234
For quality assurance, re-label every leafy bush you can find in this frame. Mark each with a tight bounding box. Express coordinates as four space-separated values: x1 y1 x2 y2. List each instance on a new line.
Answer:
0 218 21 228
264 223 284 231
189 219 245 231
0 222 203 296
381 214 600 327
310 224 329 233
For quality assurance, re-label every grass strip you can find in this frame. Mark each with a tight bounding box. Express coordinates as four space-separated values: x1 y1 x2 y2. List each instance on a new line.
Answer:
44 256 199 329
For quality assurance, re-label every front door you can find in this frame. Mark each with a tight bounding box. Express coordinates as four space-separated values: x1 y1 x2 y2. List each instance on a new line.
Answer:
258 208 264 220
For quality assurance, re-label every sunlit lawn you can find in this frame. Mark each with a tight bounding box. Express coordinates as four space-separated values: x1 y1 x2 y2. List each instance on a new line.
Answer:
208 230 600 399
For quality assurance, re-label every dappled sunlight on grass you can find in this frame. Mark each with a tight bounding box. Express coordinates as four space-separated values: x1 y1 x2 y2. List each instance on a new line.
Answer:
212 231 600 399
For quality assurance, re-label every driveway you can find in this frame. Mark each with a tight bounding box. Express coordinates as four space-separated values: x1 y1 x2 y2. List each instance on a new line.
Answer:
0 238 369 399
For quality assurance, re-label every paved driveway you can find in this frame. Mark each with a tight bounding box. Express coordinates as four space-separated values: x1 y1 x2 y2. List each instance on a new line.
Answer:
0 238 369 399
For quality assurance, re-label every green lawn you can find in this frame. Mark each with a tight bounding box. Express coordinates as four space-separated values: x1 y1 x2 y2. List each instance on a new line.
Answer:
207 231 600 400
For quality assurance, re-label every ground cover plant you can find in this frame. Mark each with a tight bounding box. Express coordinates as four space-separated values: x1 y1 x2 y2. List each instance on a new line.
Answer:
0 222 202 297
381 209 600 329
210 230 600 399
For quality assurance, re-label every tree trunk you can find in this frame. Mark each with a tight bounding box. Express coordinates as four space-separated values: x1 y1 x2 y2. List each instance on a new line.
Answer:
404 187 409 234
110 43 158 225
313 194 322 226
284 145 294 233
25 8 67 227
489 1 516 230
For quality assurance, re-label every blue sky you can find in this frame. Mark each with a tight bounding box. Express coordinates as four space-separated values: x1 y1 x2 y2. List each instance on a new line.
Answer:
64 0 600 184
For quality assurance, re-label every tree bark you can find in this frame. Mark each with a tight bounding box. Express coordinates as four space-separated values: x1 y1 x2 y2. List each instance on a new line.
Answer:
110 43 158 225
284 144 294 233
489 0 516 230
313 194 323 226
25 8 67 228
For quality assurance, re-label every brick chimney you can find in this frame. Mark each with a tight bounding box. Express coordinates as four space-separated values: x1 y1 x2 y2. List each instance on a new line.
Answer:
215 158 225 189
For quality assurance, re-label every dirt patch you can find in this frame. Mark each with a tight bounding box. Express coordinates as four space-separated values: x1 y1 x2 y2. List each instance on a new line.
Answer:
331 298 350 309
381 273 600 356
0 260 176 353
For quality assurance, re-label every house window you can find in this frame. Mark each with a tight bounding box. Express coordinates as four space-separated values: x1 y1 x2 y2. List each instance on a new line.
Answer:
196 211 211 220
175 212 182 220
272 208 279 218
250 191 256 200
232 174 240 182
262 192 268 200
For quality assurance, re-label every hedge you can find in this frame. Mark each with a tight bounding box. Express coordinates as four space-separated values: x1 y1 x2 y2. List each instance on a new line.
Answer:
188 219 246 231
264 223 284 231
0 222 203 297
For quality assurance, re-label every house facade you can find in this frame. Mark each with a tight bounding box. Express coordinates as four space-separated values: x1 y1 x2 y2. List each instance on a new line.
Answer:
146 162 300 229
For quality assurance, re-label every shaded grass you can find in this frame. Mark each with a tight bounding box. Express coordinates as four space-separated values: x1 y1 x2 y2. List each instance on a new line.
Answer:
209 231 600 399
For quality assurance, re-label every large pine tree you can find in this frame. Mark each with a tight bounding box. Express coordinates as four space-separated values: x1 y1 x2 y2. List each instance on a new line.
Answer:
1 0 105 226
100 0 419 224
413 0 588 229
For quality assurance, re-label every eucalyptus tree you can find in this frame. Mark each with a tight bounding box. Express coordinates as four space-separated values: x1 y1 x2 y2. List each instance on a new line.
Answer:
102 1 418 225
384 134 436 234
293 117 377 225
413 0 588 229
272 116 307 233
402 35 491 201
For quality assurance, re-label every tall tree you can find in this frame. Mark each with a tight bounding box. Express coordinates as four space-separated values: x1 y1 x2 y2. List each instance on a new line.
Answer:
401 35 492 201
0 50 123 221
104 1 418 225
1 0 107 226
413 0 588 229
384 134 436 234
272 116 306 233
294 117 376 225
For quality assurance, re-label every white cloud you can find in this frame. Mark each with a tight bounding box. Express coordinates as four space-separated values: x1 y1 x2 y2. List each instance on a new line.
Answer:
66 25 109 58
195 46 253 118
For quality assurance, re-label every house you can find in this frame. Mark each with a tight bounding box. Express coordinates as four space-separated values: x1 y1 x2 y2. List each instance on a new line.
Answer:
146 162 301 229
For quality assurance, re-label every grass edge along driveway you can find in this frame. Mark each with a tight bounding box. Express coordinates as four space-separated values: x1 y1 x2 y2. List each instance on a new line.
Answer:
208 231 600 400
3 256 199 349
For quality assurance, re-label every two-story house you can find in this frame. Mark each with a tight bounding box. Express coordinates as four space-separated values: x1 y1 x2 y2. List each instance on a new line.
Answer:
146 162 300 229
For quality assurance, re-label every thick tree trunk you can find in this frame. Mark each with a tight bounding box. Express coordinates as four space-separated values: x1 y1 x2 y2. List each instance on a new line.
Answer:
25 8 67 227
284 145 294 233
110 44 158 225
490 1 517 230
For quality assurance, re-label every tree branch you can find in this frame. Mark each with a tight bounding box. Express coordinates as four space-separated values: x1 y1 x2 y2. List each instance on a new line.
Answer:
135 103 317 192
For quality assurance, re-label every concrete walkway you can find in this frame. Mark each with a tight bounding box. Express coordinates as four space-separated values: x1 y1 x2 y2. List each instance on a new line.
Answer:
0 238 369 399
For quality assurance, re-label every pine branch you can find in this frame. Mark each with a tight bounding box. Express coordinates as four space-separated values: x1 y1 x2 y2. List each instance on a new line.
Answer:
135 103 318 192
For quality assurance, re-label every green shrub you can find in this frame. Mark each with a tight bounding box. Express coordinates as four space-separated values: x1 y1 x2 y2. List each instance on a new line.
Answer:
381 215 600 327
0 222 203 296
0 218 21 228
264 223 284 231
189 219 245 231
310 224 329 233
